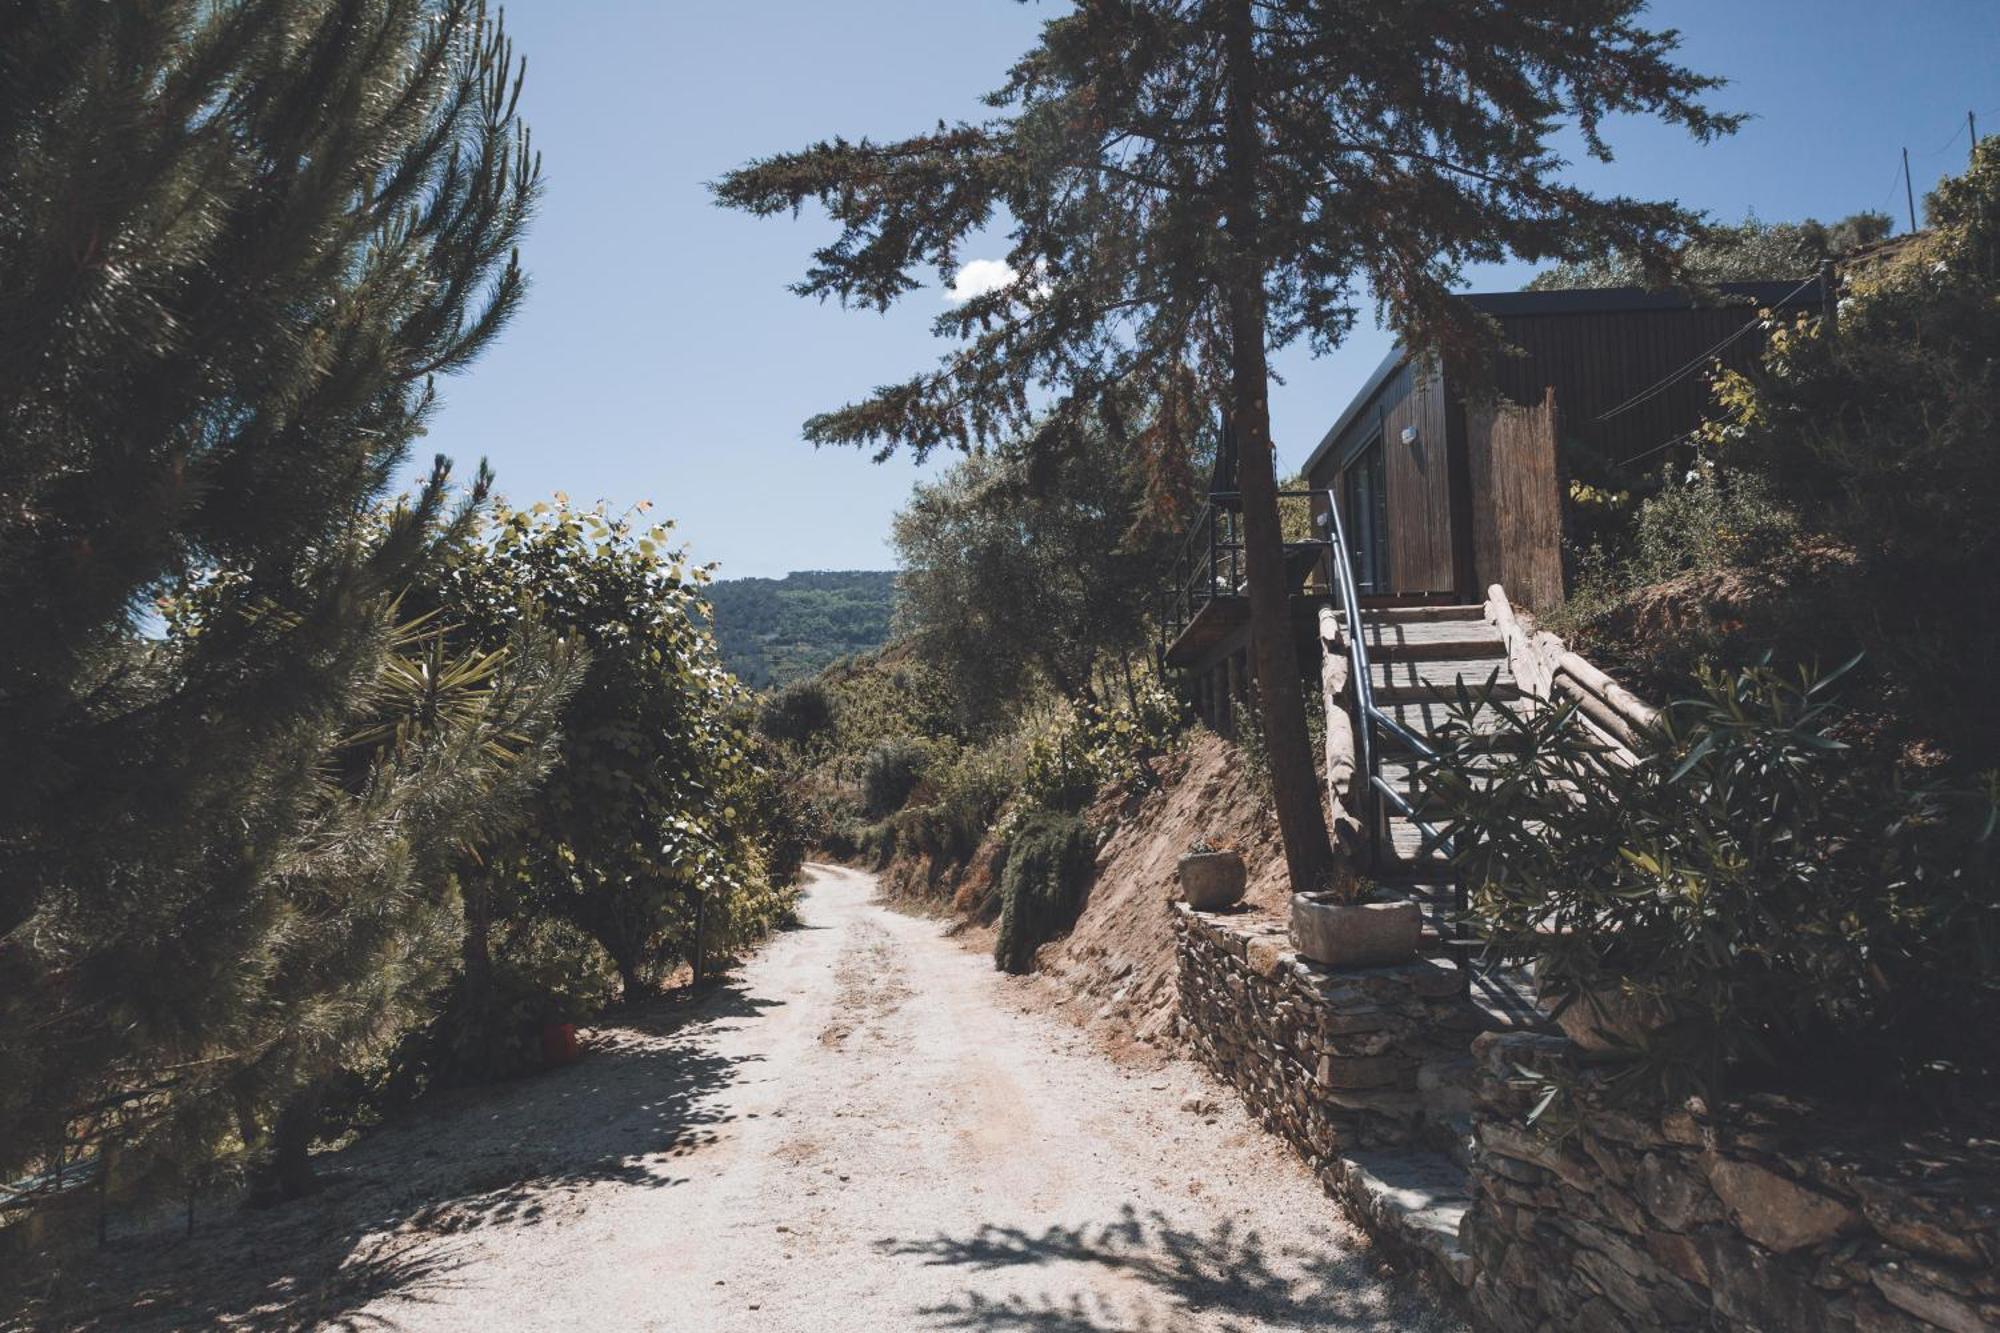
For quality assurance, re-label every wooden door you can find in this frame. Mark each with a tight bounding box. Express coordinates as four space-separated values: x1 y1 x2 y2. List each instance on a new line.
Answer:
1381 373 1457 594
1468 387 1564 612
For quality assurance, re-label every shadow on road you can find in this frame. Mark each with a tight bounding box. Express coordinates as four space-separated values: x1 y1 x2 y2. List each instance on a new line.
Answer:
881 1203 1450 1333
19 980 780 1333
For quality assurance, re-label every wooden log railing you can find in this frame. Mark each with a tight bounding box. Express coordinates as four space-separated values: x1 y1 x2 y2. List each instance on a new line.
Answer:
1483 584 1658 762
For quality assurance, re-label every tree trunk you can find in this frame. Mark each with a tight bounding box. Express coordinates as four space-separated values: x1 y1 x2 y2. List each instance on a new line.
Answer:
691 892 708 990
260 1079 325 1203
615 953 644 1006
461 874 494 1009
1219 0 1343 896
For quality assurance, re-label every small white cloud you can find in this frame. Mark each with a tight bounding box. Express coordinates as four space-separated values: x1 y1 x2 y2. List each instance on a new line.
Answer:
944 257 1018 305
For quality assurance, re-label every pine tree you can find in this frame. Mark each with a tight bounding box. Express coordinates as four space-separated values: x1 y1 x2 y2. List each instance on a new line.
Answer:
0 1 540 1213
716 0 1735 892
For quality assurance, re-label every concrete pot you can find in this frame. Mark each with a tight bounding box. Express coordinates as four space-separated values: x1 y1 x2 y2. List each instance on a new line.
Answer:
1290 894 1422 969
1177 850 1246 910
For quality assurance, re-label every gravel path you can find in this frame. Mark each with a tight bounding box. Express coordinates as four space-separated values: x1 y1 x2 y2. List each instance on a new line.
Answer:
34 864 1455 1332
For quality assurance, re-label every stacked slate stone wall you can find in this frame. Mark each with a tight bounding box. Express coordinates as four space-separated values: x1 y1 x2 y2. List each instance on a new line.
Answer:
1172 904 1492 1292
1464 1031 2000 1333
1173 904 1488 1155
1174 904 1999 1332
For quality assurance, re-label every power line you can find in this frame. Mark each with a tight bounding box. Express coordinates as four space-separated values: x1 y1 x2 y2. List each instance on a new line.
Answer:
1615 430 1699 472
1593 273 1821 425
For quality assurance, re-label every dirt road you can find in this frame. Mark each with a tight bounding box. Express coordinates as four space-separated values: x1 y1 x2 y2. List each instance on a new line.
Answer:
51 864 1453 1332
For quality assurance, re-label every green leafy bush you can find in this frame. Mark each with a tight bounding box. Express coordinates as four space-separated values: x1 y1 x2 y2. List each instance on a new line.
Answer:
993 813 1097 974
1018 685 1186 816
859 737 931 818
1628 463 1796 583
758 678 837 751
896 738 1024 865
1428 662 2000 1115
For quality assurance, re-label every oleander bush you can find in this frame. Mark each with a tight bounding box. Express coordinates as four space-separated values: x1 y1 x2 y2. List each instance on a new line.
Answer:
1428 661 2000 1116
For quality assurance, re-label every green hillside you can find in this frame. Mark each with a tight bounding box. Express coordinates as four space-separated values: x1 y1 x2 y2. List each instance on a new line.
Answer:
705 569 898 689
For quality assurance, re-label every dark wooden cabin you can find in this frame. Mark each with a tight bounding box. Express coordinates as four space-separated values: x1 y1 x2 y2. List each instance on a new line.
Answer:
1163 279 1825 726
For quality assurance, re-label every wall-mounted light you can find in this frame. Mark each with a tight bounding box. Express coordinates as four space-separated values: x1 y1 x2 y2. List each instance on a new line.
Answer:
1400 425 1420 446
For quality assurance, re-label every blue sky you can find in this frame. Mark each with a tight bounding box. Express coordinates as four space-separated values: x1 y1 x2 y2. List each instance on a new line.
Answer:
423 1 1999 579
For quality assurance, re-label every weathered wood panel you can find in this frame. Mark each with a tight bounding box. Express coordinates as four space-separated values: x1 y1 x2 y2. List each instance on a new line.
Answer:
1380 368 1456 594
1468 388 1564 613
1487 303 1780 473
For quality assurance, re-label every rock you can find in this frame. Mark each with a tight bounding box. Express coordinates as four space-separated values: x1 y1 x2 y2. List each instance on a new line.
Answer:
1245 934 1290 979
1645 1229 1710 1287
1316 1053 1409 1091
1178 850 1247 910
1699 1229 1828 1331
1705 1154 1860 1254
1872 1264 1992 1333
1851 1177 1987 1267
1636 1151 1719 1232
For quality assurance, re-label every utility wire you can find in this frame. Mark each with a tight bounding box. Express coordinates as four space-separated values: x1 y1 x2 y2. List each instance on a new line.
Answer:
1593 273 1821 425
1615 430 1699 472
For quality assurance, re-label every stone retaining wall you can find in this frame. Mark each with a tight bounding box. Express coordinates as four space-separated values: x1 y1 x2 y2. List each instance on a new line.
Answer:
1174 904 1487 1155
1173 904 1491 1291
1464 1031 2000 1333
1174 904 2000 1332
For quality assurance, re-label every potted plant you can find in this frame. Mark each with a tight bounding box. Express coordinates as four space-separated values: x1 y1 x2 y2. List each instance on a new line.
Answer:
1289 869 1423 969
1177 834 1246 910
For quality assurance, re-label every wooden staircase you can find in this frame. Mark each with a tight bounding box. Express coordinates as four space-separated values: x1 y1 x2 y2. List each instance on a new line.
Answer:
1319 599 1543 1028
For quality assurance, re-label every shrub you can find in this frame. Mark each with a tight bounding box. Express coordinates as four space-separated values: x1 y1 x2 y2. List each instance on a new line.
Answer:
1628 462 1796 583
1018 684 1186 816
993 813 1097 974
859 737 930 817
1427 661 2000 1116
758 679 836 750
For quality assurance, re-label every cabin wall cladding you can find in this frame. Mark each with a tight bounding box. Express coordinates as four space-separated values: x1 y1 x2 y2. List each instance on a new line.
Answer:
1464 1032 2000 1333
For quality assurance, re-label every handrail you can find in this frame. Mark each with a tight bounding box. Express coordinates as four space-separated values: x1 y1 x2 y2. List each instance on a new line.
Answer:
1314 488 1459 869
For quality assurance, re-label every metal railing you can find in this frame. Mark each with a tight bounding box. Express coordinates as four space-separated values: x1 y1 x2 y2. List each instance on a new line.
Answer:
1159 489 1332 661
1313 489 1470 966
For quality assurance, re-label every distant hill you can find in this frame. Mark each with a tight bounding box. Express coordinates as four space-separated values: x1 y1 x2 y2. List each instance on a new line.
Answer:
704 570 898 690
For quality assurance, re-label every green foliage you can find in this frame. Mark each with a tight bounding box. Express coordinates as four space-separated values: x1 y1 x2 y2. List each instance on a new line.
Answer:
758 678 837 753
1583 142 2000 761
895 739 1026 866
1018 684 1187 818
892 416 1183 725
1428 663 2000 1114
433 497 789 1003
859 737 931 819
0 0 544 1213
1627 463 1796 582
1529 211 1894 290
705 571 899 689
993 814 1098 975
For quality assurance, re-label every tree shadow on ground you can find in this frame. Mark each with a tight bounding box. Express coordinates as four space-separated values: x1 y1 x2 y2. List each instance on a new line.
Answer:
22 980 780 1333
881 1203 1455 1333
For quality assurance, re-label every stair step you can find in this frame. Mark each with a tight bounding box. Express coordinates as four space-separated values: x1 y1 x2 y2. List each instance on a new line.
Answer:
1370 656 1514 694
1387 818 1453 860
1371 633 1507 662
1376 693 1537 739
1330 1149 1477 1289
1368 603 1487 623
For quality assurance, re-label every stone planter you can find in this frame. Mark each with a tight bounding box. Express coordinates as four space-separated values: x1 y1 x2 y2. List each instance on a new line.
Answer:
1290 893 1422 969
1540 979 1670 1053
1177 850 1247 910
